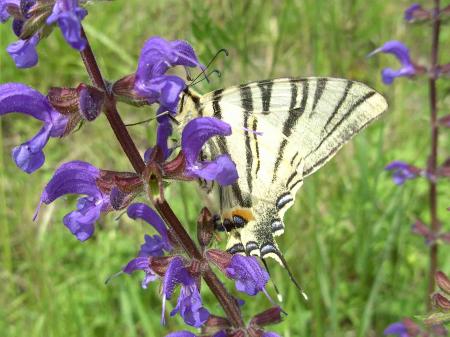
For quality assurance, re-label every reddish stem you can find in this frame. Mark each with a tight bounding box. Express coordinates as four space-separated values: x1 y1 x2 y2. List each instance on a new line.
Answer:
79 26 244 328
427 0 441 309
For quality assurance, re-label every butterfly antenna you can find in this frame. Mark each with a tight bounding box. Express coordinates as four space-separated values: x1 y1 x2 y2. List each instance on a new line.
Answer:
188 48 229 86
262 258 283 303
277 252 308 300
190 69 222 87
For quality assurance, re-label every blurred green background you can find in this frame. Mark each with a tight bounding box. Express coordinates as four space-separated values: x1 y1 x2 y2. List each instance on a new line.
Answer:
1 1 449 336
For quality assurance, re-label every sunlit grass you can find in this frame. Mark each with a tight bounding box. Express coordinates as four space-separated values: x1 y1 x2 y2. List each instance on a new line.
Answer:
1 1 449 336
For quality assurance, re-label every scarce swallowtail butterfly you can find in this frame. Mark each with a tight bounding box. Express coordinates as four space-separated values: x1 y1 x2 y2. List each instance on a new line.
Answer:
175 77 387 282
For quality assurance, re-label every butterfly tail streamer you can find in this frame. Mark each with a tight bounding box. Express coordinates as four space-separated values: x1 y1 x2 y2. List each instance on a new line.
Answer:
262 257 284 303
276 251 308 301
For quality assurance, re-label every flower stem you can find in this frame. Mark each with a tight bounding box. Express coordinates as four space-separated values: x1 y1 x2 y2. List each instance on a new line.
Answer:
79 25 245 328
79 27 145 174
428 0 441 309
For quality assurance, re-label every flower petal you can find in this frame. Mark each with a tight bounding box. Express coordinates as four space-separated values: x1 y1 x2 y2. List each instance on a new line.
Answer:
0 83 54 121
127 203 170 245
384 322 408 336
46 0 87 50
12 125 50 173
262 333 282 337
163 257 192 299
0 0 19 22
181 117 232 164
39 161 101 204
226 255 269 296
156 114 173 160
6 35 39 68
170 283 209 327
187 154 238 186
135 75 186 113
63 196 101 241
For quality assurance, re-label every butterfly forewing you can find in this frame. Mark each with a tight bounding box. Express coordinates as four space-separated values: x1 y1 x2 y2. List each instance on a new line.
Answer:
178 77 387 263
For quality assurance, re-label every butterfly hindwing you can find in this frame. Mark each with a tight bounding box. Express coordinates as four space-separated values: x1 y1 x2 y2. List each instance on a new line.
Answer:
178 77 387 263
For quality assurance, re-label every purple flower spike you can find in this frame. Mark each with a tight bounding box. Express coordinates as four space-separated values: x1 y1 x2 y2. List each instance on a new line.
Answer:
6 34 39 68
0 83 68 173
127 203 172 256
385 160 419 185
181 117 238 186
369 41 416 84
137 36 204 80
225 255 269 296
36 161 110 241
46 0 87 50
170 283 210 327
384 322 410 337
123 256 158 289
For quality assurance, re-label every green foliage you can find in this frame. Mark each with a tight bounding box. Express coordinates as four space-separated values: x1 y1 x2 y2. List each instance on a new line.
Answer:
1 1 449 336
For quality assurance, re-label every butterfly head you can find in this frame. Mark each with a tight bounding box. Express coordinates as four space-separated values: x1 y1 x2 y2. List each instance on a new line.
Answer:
175 88 203 128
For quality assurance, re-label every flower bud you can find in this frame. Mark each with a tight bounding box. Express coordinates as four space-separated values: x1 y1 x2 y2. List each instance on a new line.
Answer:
433 293 450 311
112 74 148 107
197 207 214 248
205 249 232 271
250 307 283 328
436 271 450 294
78 84 105 121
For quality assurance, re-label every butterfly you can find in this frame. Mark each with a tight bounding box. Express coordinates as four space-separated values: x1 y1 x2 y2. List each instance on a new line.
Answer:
175 77 387 285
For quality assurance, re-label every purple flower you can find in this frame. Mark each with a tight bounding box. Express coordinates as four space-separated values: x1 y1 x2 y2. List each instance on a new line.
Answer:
123 256 158 289
384 322 410 337
170 283 210 328
0 0 20 23
46 0 87 50
144 114 174 162
134 36 203 114
136 36 203 80
263 333 282 337
385 161 419 185
6 34 39 68
1 0 42 68
163 257 209 327
35 161 110 241
0 83 68 173
404 4 422 21
135 75 186 114
369 41 416 84
127 203 172 256
225 255 269 296
181 117 238 186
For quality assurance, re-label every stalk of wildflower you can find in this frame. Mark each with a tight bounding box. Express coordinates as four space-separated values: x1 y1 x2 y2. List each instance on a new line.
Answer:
371 1 446 309
77 27 246 329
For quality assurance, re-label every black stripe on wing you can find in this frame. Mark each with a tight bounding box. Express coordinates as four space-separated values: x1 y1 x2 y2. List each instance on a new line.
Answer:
213 87 251 208
309 78 328 117
272 79 309 182
240 84 254 195
257 81 274 114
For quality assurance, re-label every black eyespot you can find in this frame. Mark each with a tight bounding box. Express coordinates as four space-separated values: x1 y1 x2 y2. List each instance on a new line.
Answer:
245 241 258 254
227 243 245 254
276 192 294 210
260 243 277 256
232 215 247 228
271 220 284 233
